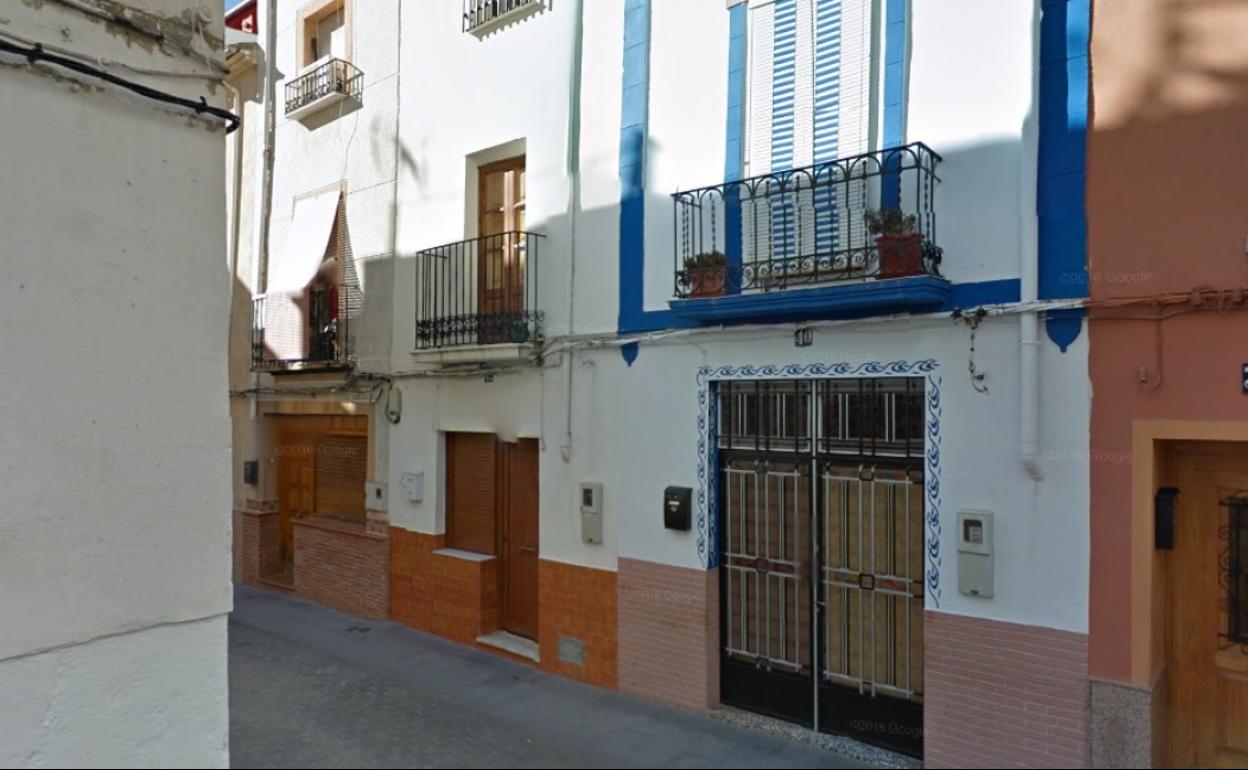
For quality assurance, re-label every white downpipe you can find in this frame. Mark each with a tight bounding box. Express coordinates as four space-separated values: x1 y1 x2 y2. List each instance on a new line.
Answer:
250 0 278 490
1020 109 1042 482
560 0 585 464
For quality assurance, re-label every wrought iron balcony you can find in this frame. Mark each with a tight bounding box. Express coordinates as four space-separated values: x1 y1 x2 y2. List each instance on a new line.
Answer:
252 283 354 371
463 0 548 37
672 143 942 307
284 58 362 119
415 231 543 350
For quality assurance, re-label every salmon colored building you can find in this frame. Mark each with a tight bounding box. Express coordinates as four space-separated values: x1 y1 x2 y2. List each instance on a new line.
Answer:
1087 0 1248 766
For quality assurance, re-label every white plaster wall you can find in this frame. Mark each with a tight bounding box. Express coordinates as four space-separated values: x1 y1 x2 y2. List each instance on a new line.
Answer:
645 0 730 312
0 1 230 765
391 0 586 361
610 318 1091 634
908 0 1039 284
386 358 621 573
266 0 401 371
0 616 229 770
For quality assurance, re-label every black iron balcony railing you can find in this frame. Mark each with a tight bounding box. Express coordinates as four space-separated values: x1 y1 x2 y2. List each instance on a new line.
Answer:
252 283 353 370
463 0 547 34
415 231 543 350
672 143 942 299
285 58 363 116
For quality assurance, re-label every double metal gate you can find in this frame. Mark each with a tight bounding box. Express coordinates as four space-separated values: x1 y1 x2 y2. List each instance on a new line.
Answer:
717 378 925 757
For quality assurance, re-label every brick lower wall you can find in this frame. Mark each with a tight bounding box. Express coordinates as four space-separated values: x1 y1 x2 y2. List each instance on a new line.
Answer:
538 560 618 688
924 611 1089 768
618 558 718 712
237 507 280 585
389 527 498 644
292 519 389 620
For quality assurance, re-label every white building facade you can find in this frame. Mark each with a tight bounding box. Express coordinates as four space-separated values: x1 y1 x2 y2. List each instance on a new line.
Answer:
232 0 1093 764
0 1 233 767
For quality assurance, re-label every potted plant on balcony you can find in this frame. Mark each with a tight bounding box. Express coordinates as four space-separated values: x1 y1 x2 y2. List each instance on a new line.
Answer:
683 250 728 298
866 209 925 279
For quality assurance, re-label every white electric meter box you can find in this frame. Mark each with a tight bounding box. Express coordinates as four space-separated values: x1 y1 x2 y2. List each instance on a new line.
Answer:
365 481 387 512
580 482 603 544
400 471 424 503
957 510 994 598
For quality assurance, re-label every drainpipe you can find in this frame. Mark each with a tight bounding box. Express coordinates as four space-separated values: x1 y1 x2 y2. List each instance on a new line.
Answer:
1020 120 1042 482
250 0 279 492
225 77 244 341
560 0 585 464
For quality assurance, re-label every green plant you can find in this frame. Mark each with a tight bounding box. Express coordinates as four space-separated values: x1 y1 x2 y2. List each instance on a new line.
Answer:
682 250 727 270
864 209 919 237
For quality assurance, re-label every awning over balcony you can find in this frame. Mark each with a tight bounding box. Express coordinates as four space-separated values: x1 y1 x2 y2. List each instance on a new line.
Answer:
267 189 340 295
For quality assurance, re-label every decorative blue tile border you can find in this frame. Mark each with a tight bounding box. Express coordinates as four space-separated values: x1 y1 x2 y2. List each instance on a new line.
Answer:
924 374 943 607
695 358 943 607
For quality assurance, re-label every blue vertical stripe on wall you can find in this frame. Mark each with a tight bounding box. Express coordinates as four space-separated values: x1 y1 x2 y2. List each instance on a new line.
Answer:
1038 0 1089 300
881 0 908 210
1038 0 1089 350
617 0 697 334
617 0 650 333
723 3 747 291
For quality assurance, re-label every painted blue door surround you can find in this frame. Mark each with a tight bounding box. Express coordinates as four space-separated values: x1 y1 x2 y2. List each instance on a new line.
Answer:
616 0 1088 340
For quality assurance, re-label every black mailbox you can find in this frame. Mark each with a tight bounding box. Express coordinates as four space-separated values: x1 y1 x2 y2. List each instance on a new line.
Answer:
243 460 259 486
664 486 692 531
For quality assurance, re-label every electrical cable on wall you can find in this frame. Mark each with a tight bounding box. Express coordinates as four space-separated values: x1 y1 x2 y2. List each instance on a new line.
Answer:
953 307 990 395
0 38 240 133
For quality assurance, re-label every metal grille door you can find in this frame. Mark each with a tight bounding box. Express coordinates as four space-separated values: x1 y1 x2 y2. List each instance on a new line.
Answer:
717 378 924 757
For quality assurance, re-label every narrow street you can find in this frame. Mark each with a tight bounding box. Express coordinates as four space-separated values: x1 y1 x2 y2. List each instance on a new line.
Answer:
229 587 865 769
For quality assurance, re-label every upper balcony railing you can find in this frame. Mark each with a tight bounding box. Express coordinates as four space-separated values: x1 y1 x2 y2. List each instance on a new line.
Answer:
285 58 363 118
672 143 942 300
252 282 353 371
463 0 548 36
415 231 543 350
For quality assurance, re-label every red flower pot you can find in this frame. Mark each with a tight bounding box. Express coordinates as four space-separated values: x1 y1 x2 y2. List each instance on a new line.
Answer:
688 266 726 298
875 233 925 279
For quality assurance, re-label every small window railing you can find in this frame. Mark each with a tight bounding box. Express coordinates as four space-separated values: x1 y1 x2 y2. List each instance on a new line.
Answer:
463 0 548 35
285 58 363 116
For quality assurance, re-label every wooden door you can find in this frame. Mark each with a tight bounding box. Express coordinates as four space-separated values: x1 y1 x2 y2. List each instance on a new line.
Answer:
279 455 314 565
1166 442 1248 768
500 439 539 639
477 157 526 344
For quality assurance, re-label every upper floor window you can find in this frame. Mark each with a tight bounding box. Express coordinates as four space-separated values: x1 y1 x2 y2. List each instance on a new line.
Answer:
286 0 361 119
298 0 351 70
743 0 878 177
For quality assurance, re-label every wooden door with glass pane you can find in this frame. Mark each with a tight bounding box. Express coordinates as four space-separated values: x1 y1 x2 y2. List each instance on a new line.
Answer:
477 157 526 344
1165 442 1248 769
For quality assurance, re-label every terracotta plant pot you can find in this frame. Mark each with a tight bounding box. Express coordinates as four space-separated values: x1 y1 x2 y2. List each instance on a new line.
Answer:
688 266 726 298
875 233 925 279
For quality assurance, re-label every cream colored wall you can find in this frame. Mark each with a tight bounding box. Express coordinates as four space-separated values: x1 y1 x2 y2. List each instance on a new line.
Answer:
0 1 230 766
227 0 400 510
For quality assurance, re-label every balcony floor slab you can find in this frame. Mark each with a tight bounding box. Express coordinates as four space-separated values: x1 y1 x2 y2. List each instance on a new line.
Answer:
668 275 953 324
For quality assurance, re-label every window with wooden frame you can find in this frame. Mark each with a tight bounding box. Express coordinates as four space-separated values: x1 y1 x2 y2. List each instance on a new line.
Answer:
297 0 351 70
446 432 499 554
